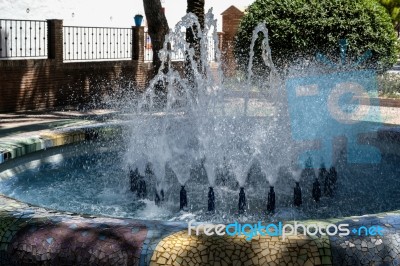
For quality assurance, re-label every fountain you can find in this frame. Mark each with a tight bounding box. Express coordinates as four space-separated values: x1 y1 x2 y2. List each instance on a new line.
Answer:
0 8 400 266
0 9 398 225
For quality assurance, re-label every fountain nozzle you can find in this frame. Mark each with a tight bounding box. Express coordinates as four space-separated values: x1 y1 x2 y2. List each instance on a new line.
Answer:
294 182 302 207
208 187 215 212
267 186 275 213
312 178 321 203
180 186 188 210
238 187 246 214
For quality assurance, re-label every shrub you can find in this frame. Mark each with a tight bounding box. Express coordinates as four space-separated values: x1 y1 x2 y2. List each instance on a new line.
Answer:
378 73 400 97
234 0 398 73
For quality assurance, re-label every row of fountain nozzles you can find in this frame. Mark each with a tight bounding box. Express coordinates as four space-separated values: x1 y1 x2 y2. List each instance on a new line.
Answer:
129 165 338 213
230 165 337 214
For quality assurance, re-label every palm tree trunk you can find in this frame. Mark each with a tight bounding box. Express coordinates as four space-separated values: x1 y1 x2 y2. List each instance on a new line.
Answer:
186 0 205 63
143 0 169 75
185 0 205 96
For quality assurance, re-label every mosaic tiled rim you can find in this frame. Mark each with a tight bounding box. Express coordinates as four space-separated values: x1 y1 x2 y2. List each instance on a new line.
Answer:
0 124 400 265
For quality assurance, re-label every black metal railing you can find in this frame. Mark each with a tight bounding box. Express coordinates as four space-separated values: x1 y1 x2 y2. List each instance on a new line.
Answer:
63 26 132 61
0 19 47 59
144 31 185 62
144 32 216 62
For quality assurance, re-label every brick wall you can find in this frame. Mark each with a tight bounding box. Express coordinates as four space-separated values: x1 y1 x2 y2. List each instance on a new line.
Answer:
0 20 184 113
220 6 245 77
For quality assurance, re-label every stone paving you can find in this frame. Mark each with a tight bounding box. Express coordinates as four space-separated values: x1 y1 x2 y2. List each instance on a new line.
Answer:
149 230 331 266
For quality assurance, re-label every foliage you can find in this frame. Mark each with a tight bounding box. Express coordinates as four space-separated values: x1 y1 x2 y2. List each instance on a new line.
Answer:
378 73 400 97
234 0 398 73
377 0 400 25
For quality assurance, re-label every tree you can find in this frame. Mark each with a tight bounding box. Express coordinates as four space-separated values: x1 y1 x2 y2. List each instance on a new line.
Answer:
378 0 400 25
143 0 169 74
234 0 398 73
377 0 400 35
185 0 205 94
186 0 205 62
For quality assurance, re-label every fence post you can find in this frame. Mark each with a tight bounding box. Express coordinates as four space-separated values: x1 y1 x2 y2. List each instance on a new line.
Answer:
132 26 144 62
47 19 63 63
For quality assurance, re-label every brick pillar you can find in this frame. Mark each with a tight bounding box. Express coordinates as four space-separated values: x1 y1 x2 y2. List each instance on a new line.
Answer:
217 32 224 54
132 26 147 90
132 26 144 62
47 19 63 63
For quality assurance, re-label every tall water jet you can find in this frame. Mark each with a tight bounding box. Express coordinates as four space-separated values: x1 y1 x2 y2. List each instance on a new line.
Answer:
267 186 276 213
208 187 215 212
122 12 299 220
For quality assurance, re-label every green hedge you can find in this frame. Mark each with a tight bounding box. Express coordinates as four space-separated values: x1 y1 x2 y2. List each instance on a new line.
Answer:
234 0 398 73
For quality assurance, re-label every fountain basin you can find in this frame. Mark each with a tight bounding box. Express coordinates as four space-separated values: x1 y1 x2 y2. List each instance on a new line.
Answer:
1 123 400 265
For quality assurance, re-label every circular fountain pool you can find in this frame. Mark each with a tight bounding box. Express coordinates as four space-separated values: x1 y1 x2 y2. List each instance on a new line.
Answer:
1 135 399 223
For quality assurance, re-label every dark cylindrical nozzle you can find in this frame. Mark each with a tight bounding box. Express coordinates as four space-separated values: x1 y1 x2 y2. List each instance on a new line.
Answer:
155 188 164 206
238 187 246 214
312 178 321 203
294 182 302 207
155 191 161 206
129 167 140 192
180 186 188 210
267 186 275 213
325 167 337 197
208 187 215 212
137 178 147 199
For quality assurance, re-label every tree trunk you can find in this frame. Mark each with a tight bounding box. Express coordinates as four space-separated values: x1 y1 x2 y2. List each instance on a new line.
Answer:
185 0 205 96
143 0 169 75
186 0 205 63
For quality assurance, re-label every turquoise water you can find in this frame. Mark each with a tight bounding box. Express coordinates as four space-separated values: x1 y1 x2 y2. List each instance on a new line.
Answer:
0 141 399 222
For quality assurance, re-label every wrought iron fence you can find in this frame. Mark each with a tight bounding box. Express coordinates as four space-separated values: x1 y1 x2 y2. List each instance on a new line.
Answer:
63 26 132 61
0 19 47 59
144 32 216 62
